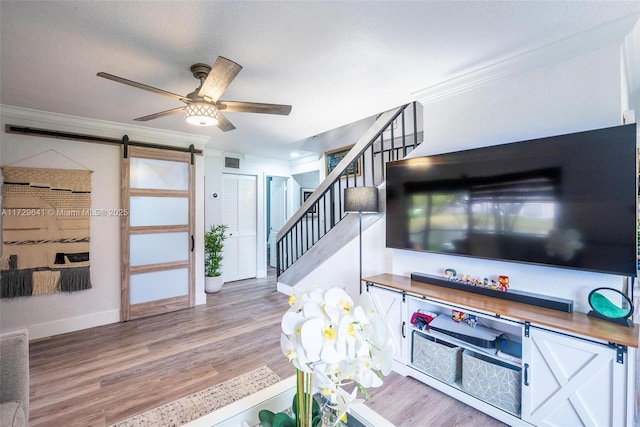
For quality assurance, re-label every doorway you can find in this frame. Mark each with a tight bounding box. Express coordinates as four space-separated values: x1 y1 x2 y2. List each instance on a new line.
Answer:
267 176 288 268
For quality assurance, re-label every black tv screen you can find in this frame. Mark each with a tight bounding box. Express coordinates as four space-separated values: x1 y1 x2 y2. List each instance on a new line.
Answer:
386 124 637 276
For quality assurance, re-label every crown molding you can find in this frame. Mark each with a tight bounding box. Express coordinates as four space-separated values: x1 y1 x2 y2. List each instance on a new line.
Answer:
412 14 640 105
1 105 211 149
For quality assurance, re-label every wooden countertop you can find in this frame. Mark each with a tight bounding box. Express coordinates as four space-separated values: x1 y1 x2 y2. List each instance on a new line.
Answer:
364 273 639 348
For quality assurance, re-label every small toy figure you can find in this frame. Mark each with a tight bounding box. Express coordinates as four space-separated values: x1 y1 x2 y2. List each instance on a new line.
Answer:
483 277 490 288
445 268 457 280
472 277 480 286
489 279 499 290
498 275 510 292
466 315 478 328
452 310 466 322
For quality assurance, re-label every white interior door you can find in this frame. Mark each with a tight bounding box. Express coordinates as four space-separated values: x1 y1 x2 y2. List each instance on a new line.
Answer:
269 176 288 268
222 174 257 282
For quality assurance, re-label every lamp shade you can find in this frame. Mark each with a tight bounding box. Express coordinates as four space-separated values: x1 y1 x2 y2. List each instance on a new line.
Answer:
185 101 219 126
344 186 379 213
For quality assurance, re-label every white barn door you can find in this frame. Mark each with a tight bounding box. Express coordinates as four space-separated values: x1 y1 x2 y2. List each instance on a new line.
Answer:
521 326 627 426
222 174 257 282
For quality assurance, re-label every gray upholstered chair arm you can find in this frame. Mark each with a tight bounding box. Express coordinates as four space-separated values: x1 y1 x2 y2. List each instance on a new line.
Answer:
0 329 29 424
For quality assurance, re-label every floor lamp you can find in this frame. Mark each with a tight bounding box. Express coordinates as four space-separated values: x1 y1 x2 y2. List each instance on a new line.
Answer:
344 186 379 294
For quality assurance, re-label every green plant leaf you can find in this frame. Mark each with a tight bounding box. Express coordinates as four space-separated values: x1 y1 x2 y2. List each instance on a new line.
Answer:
204 224 228 277
258 410 276 427
273 412 296 427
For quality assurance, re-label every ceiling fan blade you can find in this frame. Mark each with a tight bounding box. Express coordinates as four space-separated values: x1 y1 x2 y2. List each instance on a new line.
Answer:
216 112 236 132
218 101 292 115
97 72 190 103
198 57 242 102
133 107 185 122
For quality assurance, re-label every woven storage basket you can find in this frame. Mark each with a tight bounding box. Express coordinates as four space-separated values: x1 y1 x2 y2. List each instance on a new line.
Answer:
412 331 463 383
461 349 521 415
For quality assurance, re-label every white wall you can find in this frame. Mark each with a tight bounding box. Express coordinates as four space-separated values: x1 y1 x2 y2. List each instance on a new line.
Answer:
394 44 632 313
0 106 208 338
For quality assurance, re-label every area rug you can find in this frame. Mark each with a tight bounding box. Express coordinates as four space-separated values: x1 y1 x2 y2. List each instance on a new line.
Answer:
110 365 281 427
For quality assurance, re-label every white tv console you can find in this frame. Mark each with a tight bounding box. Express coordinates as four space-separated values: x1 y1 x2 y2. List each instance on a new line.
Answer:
364 273 639 427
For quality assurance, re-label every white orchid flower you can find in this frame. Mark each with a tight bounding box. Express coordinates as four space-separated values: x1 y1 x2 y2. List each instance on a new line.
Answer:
323 287 354 323
280 286 395 413
354 356 383 388
358 292 377 317
329 386 363 427
280 334 313 372
302 300 325 320
281 310 304 336
299 317 325 362
353 305 371 325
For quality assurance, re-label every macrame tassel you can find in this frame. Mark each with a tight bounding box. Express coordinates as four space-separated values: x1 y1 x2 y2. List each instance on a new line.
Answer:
1 269 34 298
59 266 92 292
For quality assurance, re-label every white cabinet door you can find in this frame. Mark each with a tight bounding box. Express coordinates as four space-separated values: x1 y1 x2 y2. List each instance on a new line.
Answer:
522 326 627 426
367 285 406 363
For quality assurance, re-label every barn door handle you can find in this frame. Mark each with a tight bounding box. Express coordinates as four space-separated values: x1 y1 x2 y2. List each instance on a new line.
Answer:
524 363 530 386
191 235 194 252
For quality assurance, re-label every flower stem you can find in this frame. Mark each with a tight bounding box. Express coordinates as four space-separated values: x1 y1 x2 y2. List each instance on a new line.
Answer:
296 369 313 427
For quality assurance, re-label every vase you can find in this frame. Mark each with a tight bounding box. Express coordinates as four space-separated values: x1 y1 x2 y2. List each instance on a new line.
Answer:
205 275 223 293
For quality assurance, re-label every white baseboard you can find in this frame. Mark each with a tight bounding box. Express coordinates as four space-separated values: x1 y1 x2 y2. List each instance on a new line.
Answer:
27 309 120 340
392 360 411 376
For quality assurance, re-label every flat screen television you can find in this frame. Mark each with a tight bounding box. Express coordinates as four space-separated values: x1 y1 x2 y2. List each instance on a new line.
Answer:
386 124 637 277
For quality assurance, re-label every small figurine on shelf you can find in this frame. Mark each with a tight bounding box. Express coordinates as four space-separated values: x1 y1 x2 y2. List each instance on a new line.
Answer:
483 277 490 288
452 310 466 322
498 275 510 292
489 279 499 290
466 314 478 328
445 268 457 281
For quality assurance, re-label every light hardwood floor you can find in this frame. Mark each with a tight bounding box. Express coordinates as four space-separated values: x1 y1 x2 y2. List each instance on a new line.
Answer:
28 271 506 427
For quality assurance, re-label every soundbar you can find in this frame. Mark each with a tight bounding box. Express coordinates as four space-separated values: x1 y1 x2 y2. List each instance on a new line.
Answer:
410 272 573 313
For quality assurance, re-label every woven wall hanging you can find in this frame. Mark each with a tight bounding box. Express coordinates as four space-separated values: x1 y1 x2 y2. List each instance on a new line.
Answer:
1 167 92 298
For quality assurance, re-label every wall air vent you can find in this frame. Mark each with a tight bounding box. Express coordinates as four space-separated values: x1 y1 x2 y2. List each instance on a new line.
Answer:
225 157 240 169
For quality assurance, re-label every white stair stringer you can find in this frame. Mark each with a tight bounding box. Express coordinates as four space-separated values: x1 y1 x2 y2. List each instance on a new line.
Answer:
276 209 384 295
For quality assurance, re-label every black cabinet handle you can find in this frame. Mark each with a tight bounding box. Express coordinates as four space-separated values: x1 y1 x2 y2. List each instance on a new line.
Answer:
402 321 406 338
524 363 530 386
191 235 194 252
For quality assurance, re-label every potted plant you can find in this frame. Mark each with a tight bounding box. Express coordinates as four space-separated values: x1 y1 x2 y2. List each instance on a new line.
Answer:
204 224 228 293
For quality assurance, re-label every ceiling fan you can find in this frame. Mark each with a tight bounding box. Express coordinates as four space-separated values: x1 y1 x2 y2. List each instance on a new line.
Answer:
97 56 292 131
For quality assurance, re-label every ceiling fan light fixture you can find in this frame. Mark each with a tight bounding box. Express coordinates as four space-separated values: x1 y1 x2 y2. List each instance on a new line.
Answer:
185 101 219 126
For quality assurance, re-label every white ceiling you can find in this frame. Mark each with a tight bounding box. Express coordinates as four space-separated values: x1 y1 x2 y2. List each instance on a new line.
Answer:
1 1 640 160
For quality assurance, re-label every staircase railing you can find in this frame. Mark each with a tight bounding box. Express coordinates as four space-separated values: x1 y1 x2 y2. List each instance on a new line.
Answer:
276 102 423 278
